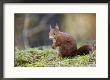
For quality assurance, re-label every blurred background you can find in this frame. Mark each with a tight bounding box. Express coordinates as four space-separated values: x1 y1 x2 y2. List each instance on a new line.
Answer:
15 13 96 49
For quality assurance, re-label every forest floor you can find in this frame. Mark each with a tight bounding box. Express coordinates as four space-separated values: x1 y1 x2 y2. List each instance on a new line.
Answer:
15 41 96 67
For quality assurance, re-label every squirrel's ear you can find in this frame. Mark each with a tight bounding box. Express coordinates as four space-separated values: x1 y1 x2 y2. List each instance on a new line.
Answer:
55 23 59 30
50 25 52 29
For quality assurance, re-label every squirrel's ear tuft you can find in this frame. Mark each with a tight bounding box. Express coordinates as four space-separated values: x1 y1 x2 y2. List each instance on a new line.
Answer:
50 25 52 29
55 23 59 30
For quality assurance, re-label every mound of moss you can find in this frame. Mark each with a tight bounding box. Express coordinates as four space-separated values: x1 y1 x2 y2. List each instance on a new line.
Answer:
15 47 96 67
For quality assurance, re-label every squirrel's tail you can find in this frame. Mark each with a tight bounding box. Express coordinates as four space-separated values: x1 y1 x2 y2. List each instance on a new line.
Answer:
77 41 96 55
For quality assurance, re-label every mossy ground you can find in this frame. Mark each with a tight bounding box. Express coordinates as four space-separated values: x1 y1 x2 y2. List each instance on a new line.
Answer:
15 46 96 67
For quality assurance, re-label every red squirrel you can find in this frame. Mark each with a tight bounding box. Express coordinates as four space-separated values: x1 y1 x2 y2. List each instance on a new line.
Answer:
49 24 95 57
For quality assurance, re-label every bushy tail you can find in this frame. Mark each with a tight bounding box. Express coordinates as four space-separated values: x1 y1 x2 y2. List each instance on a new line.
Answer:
77 41 96 55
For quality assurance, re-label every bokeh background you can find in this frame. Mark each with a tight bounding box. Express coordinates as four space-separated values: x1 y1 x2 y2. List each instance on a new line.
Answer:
15 13 96 49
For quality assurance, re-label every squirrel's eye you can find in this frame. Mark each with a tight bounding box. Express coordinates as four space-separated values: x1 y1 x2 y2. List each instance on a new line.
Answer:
53 33 55 35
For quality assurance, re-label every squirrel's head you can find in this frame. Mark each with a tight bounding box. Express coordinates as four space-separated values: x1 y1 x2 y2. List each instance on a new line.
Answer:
49 23 60 39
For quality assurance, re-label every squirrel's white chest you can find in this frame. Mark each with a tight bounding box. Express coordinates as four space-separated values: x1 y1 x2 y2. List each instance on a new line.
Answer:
55 47 60 54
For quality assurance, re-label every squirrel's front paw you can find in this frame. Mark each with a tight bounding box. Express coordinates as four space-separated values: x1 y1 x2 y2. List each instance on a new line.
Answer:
52 45 55 49
52 46 55 49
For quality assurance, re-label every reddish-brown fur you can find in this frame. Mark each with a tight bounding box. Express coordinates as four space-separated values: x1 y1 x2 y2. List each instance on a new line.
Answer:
77 45 94 55
49 24 95 57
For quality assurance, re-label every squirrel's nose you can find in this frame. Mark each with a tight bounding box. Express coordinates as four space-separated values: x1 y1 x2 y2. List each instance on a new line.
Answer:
49 35 54 39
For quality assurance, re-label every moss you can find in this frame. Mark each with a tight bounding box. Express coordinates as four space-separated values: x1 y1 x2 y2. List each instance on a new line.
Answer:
15 48 96 67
